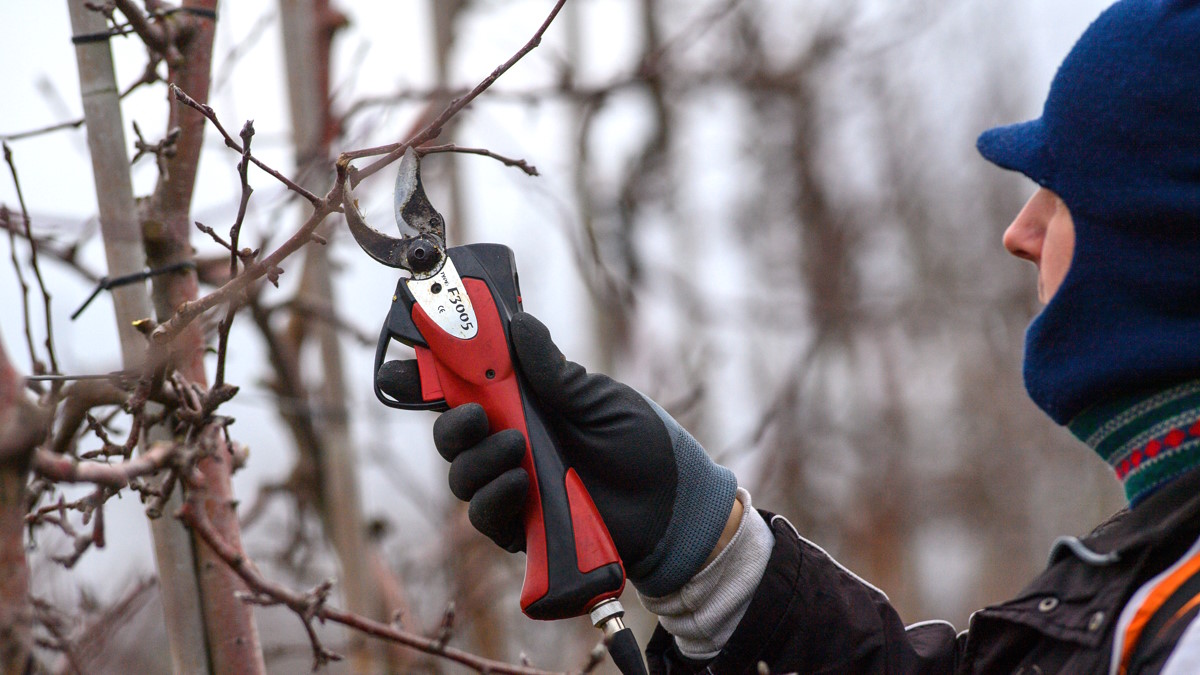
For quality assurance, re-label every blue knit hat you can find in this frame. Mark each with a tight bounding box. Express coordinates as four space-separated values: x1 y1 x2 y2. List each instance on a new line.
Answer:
977 0 1200 425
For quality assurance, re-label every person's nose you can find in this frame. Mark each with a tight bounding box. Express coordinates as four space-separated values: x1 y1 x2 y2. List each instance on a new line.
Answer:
1003 219 1043 264
1003 189 1052 264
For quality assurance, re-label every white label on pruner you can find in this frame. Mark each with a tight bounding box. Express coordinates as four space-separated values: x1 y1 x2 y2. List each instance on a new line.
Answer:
406 257 479 340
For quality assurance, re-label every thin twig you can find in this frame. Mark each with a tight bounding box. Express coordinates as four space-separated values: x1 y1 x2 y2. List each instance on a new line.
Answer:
24 372 128 383
0 210 100 283
339 80 644 126
1 54 161 143
153 0 567 347
170 84 321 204
64 576 158 665
340 0 569 185
131 121 181 180
179 496 564 675
10 147 60 378
1 204 38 375
47 378 130 456
149 169 342 345
0 118 87 143
642 0 747 73
420 144 539 176
28 487 109 568
31 597 86 674
434 601 456 649
3 144 58 378
214 121 256 387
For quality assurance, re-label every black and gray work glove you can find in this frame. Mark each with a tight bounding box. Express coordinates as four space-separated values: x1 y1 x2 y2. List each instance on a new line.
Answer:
381 312 737 597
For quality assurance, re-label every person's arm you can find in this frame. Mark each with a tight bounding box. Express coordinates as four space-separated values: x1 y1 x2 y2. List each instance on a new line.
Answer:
646 507 964 673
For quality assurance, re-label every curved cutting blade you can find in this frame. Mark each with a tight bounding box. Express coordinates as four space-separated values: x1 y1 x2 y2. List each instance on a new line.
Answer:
343 186 409 270
395 147 446 250
343 148 446 278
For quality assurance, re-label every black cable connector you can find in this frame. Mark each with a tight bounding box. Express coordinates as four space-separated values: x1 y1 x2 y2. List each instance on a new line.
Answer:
608 626 649 675
590 599 648 675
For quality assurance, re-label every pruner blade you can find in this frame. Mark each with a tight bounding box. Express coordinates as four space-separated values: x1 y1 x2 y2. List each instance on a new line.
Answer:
395 148 446 245
344 147 446 278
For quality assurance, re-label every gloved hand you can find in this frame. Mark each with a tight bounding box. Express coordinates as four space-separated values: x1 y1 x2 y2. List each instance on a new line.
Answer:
379 312 738 597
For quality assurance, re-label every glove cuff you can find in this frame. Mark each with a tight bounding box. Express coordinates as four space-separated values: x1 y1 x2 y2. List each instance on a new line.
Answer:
637 489 772 659
628 397 739 597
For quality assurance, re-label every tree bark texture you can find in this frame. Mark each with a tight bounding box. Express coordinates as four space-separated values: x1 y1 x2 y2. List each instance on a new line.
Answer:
0 466 30 675
137 1 267 671
64 2 213 672
0 340 42 675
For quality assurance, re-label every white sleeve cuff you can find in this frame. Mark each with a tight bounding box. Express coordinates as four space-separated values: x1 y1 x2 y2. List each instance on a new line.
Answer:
636 488 774 660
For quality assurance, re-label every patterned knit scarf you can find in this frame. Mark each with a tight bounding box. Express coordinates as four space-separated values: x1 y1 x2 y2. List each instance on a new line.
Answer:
1068 380 1200 505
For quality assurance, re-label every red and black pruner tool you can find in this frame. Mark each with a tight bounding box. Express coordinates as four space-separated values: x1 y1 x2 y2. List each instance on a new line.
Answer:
344 149 645 674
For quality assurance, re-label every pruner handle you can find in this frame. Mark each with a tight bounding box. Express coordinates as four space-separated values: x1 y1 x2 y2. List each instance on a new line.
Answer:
374 244 625 620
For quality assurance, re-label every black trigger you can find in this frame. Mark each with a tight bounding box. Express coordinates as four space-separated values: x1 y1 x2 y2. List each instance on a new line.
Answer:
376 359 425 404
384 280 427 348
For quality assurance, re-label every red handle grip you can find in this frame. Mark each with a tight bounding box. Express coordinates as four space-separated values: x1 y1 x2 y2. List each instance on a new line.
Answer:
411 277 625 620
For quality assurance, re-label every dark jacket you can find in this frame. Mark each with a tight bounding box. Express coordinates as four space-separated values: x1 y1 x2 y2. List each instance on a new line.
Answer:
646 468 1200 674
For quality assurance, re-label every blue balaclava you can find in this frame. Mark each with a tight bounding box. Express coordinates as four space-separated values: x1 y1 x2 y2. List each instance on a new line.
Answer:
976 0 1200 426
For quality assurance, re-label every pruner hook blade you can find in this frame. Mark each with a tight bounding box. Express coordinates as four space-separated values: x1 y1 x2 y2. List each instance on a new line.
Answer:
395 148 446 244
344 147 446 278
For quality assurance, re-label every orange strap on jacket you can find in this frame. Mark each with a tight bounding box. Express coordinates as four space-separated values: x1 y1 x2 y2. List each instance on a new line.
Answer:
1118 549 1200 675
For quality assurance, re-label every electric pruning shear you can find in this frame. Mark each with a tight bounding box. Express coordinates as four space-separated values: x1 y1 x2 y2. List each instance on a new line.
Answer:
344 149 644 672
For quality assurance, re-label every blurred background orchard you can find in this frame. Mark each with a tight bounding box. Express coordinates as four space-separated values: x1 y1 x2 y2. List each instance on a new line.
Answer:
0 0 1125 672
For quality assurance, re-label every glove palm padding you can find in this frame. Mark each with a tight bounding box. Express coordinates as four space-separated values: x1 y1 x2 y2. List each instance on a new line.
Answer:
423 313 736 597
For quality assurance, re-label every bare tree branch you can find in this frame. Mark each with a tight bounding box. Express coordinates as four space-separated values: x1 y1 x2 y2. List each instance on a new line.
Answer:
0 118 86 143
213 121 258 388
420 144 540 176
3 144 60 379
341 0 569 185
178 495 566 675
0 209 99 284
149 176 342 346
170 85 322 205
111 0 169 56
32 442 176 489
1 53 162 143
0 338 43 673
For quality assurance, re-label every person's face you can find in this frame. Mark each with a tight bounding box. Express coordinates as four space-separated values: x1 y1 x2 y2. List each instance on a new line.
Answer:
1003 188 1076 304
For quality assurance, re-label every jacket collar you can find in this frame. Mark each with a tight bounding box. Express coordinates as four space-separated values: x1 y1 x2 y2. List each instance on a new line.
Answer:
1082 466 1200 556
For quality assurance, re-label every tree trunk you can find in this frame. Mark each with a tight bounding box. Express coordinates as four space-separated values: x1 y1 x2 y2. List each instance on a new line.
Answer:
140 1 266 671
65 1 212 671
0 340 40 675
0 468 29 675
